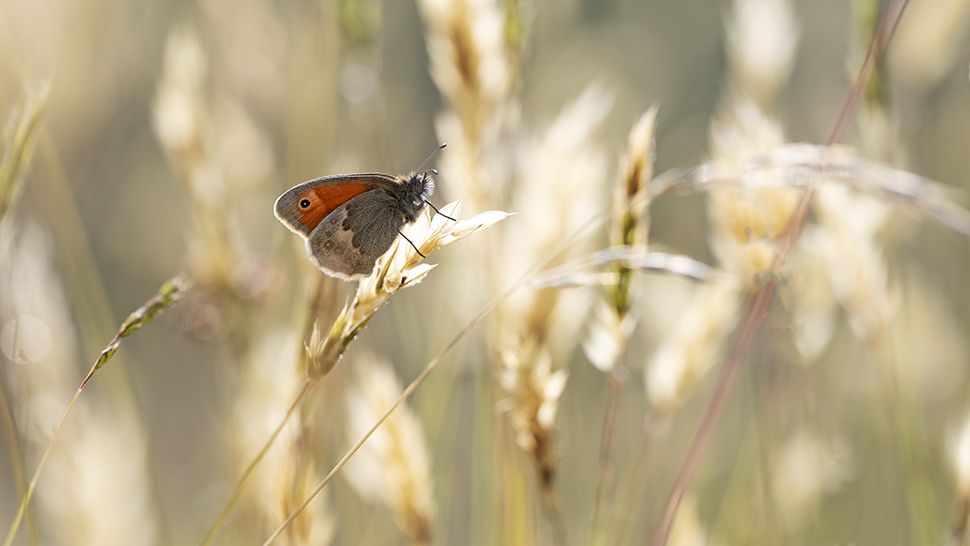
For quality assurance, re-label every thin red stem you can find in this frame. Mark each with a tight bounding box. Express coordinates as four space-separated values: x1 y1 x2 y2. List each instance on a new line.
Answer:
648 1 911 544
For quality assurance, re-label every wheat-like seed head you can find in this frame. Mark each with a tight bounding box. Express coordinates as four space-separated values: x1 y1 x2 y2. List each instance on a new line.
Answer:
154 27 276 309
583 106 658 373
498 341 568 486
306 202 510 377
153 28 208 177
612 107 659 250
234 330 334 545
709 0 800 289
812 183 895 341
645 276 741 413
153 26 240 293
584 300 639 374
770 429 853 529
502 83 611 342
497 83 610 488
707 101 799 285
344 355 435 545
420 0 513 210
419 0 510 125
725 0 799 105
787 226 840 362
38 412 158 546
889 0 970 86
274 454 335 546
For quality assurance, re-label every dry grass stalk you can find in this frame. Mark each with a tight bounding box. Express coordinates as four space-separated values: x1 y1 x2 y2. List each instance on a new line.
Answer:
2 275 187 546
649 143 970 239
531 247 720 290
707 102 800 286
1 230 183 546
307 201 510 378
234 331 334 546
0 85 48 229
262 176 629 545
583 107 658 373
643 106 790 418
645 277 741 413
585 107 658 546
419 0 514 209
208 203 507 546
344 355 435 544
498 341 567 493
650 2 912 543
233 332 334 546
498 83 610 497
83 277 190 387
642 0 797 415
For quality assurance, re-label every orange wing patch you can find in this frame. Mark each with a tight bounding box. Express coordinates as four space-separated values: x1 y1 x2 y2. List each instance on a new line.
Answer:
296 182 374 231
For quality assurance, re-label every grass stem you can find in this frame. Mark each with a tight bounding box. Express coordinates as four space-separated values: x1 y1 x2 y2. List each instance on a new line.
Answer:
647 1 911 543
1 275 188 546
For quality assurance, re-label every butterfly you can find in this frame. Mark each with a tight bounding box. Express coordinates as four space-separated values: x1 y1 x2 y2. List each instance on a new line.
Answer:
274 144 452 280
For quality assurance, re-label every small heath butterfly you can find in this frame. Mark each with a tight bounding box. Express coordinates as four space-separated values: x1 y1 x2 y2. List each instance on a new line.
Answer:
274 144 452 280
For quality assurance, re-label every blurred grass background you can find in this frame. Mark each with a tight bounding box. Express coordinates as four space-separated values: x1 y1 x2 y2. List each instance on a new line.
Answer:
2 0 970 545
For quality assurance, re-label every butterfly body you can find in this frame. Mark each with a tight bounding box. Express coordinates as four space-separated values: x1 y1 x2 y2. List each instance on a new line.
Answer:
275 171 435 280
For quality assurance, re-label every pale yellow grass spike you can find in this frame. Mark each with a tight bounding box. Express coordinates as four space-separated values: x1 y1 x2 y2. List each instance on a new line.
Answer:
584 106 658 373
233 330 334 546
201 204 509 546
949 413 970 542
344 355 435 544
419 0 513 210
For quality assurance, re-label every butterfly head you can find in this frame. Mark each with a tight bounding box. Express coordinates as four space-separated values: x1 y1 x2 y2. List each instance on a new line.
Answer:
396 171 435 223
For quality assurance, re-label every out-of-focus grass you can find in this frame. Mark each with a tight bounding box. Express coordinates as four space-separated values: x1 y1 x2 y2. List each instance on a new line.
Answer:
0 85 46 227
2 1 970 546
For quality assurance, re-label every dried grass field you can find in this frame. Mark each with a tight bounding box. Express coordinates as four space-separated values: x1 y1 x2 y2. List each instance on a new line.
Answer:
2 0 970 545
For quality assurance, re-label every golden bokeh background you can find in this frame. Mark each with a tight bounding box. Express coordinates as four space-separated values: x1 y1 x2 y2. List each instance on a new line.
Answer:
2 1 970 545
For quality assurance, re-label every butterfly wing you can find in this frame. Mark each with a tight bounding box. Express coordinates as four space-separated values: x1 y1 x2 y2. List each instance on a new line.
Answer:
274 173 399 237
306 188 407 279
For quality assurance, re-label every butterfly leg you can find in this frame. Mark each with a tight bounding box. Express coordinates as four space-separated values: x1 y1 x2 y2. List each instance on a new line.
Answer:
424 200 457 222
397 229 426 258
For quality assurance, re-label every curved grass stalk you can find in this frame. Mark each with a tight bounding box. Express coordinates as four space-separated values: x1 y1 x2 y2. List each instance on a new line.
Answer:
648 1 911 543
196 378 316 546
197 205 510 545
0 325 40 546
1 275 190 546
263 98 970 544
259 190 624 545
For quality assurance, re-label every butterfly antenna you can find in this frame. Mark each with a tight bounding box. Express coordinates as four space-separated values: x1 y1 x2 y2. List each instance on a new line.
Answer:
424 200 457 222
398 229 426 258
414 143 447 172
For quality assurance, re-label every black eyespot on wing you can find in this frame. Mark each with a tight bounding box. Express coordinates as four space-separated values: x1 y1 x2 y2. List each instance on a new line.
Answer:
300 199 311 208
